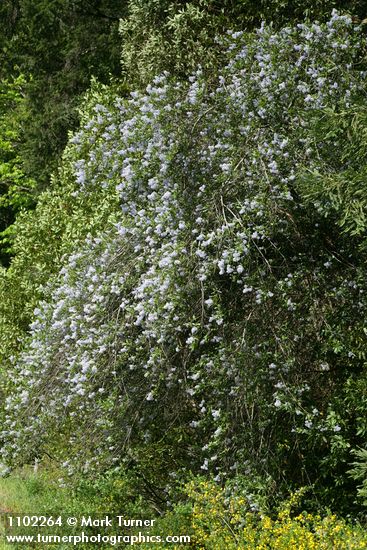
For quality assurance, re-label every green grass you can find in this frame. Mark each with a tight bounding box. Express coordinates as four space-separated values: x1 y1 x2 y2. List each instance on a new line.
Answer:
1 469 366 549
0 467 96 549
0 465 158 549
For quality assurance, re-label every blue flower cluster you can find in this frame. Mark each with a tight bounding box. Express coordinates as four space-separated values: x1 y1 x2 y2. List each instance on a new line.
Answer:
2 12 365 489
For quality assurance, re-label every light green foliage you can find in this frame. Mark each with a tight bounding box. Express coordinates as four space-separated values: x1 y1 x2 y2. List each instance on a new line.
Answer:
0 466 155 549
0 80 120 370
2 470 367 549
119 1 222 86
0 76 32 206
0 75 35 264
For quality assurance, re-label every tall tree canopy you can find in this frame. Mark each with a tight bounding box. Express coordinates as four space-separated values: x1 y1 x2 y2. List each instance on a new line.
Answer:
0 0 128 186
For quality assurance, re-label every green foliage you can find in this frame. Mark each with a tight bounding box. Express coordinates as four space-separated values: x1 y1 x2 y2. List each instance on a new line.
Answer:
3 3 367 529
0 0 128 187
120 0 367 88
3 14 367 520
297 104 367 236
0 466 157 549
0 80 120 372
2 469 367 549
0 75 35 264
143 479 367 549
0 0 365 223
349 448 367 505
120 1 223 87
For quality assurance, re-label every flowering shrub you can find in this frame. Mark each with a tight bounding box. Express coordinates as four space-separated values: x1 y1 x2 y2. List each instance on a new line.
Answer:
120 0 367 88
3 12 367 511
0 80 121 366
148 480 367 550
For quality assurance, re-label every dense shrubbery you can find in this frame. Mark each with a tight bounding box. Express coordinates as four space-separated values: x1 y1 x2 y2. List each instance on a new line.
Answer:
153 480 367 549
2 13 367 521
2 470 367 549
119 0 367 88
0 81 121 361
1 0 365 199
